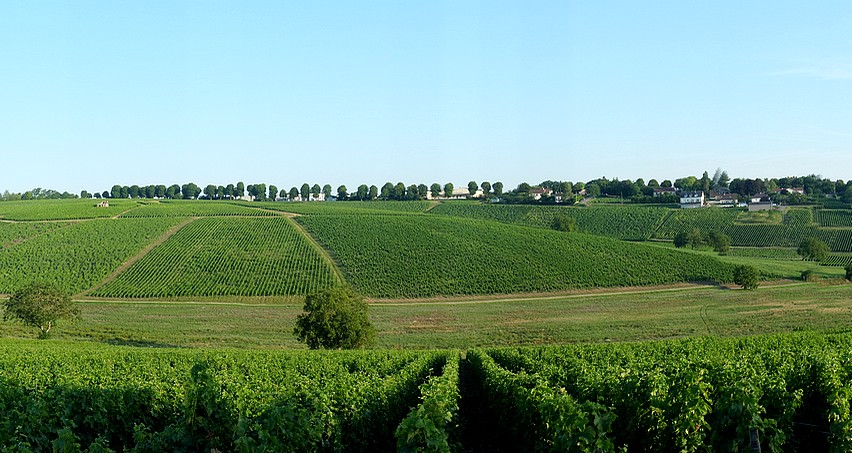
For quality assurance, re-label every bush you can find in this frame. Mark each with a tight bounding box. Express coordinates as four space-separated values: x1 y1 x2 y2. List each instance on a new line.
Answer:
673 231 689 248
708 231 731 254
2 282 79 338
797 237 829 261
551 215 576 232
294 286 376 349
846 264 852 282
801 270 817 282
732 265 759 290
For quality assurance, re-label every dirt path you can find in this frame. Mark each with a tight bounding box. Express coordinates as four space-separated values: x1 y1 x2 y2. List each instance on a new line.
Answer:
284 216 345 285
76 217 197 297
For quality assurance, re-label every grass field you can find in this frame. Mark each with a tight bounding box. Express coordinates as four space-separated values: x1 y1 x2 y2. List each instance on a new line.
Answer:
3 282 849 349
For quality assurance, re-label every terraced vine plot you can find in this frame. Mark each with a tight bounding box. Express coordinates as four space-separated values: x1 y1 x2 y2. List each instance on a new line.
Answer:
298 215 734 298
0 199 140 220
821 254 852 267
654 208 742 239
247 200 435 215
93 217 338 298
725 247 801 260
119 200 277 218
430 204 669 240
0 218 181 294
0 221 70 248
816 209 852 227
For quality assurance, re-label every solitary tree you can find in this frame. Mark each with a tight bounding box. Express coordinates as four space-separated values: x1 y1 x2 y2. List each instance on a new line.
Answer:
294 286 375 349
552 215 576 232
733 265 759 290
3 283 79 338
708 231 731 254
797 238 829 261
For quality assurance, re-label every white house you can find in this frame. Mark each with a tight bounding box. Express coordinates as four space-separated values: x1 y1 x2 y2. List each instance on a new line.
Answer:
679 191 705 209
528 187 553 200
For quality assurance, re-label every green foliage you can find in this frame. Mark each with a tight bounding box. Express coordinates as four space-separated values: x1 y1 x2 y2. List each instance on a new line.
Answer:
708 230 731 254
3 282 79 338
298 214 735 298
396 355 460 452
801 269 817 282
733 265 760 290
687 228 705 249
551 215 576 232
847 264 852 281
93 217 338 298
294 286 376 349
798 237 830 261
673 231 689 248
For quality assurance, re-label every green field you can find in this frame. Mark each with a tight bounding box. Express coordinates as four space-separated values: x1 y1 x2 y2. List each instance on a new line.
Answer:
0 199 141 220
0 218 182 294
246 200 436 215
92 217 339 298
298 214 734 298
119 200 278 217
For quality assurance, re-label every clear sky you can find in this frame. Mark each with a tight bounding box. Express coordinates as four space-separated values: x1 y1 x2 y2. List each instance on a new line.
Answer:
2 1 851 194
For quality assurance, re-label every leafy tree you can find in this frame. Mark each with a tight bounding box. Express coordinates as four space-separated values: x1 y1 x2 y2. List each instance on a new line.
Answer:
322 184 333 199
407 184 419 200
493 182 504 197
80 190 90 199
733 265 759 290
300 183 311 201
381 182 393 199
585 183 601 197
479 181 491 196
443 183 454 198
430 183 442 199
417 184 428 199
311 184 321 199
467 181 478 196
708 231 731 254
289 186 299 200
225 184 235 199
846 264 852 281
516 182 531 193
552 215 576 232
356 184 369 201
368 185 378 200
394 182 406 200
110 184 122 199
93 192 101 199
268 185 278 201
101 191 110 199
687 228 704 249
279 188 287 199
204 184 217 199
673 231 689 248
3 283 79 339
797 238 829 261
337 185 348 200
293 286 375 349
236 181 245 198
216 186 225 200
181 183 201 199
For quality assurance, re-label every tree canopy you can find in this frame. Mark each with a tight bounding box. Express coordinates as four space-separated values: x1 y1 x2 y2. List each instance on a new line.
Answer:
797 238 829 261
3 283 79 338
293 286 376 349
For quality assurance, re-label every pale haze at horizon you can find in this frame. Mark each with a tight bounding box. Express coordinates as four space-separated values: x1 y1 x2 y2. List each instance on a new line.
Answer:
2 1 851 193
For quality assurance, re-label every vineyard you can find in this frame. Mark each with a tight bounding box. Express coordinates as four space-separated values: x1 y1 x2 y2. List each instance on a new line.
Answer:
119 200 277 218
1 332 850 451
0 221 70 248
92 217 339 298
726 247 802 260
0 218 182 294
817 210 852 227
0 199 141 221
430 203 669 240
297 214 734 298
247 200 436 215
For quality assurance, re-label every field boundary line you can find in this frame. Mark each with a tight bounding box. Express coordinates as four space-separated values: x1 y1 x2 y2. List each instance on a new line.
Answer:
285 216 345 285
76 217 198 298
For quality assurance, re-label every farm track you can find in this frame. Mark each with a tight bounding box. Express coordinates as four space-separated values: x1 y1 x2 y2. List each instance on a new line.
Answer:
76 217 197 298
285 216 345 285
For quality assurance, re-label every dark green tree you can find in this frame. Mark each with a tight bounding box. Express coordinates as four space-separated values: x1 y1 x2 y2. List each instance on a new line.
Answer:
708 231 731 254
673 231 689 248
356 184 369 201
293 286 376 349
493 182 504 197
430 183 442 199
368 185 379 200
337 185 348 200
3 283 79 338
417 184 428 199
381 182 393 199
407 184 419 200
481 181 491 196
289 186 299 200
268 185 278 201
394 182 406 200
467 181 478 196
300 183 311 201
797 238 829 261
687 228 704 249
236 181 245 198
845 264 852 281
733 265 759 290
552 215 576 232
311 184 321 199
443 183 454 198
322 184 332 199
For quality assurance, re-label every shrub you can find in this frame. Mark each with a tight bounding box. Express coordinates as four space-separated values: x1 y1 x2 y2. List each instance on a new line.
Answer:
801 270 817 282
551 215 576 233
733 265 759 290
294 286 376 349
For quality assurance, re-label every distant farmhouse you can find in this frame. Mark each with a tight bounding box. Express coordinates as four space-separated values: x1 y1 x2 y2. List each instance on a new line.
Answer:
95 200 109 208
679 191 705 209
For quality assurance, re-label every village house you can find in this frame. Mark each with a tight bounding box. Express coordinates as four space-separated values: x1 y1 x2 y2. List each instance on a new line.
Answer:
652 187 677 197
679 191 705 209
528 187 553 201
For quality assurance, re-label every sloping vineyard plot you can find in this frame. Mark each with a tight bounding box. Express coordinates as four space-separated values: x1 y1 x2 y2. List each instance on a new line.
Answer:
93 217 338 298
298 214 734 298
0 199 140 220
119 200 277 217
246 200 435 215
816 209 852 227
430 203 669 240
0 218 181 294
0 221 70 248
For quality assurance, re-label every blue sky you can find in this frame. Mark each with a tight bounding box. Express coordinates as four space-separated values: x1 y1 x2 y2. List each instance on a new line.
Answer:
2 1 851 193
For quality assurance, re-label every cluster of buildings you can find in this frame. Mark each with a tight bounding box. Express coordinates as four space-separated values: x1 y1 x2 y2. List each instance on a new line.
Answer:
673 187 805 210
